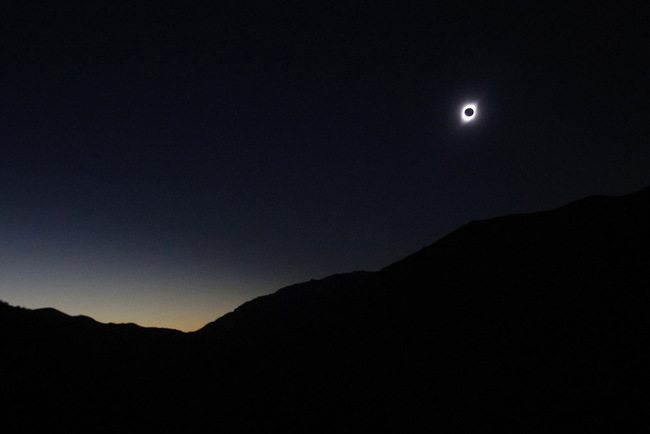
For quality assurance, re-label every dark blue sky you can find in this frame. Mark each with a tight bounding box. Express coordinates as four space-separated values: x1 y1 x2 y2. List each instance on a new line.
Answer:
1 1 648 330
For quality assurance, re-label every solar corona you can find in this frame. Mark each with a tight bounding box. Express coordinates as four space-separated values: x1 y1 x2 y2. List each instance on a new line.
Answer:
461 103 477 123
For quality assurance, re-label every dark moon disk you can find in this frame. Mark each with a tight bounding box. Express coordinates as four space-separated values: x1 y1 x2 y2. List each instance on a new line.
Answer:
464 108 474 117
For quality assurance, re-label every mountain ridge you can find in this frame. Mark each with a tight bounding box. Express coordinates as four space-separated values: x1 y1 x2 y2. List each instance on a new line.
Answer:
2 184 650 431
4 186 647 333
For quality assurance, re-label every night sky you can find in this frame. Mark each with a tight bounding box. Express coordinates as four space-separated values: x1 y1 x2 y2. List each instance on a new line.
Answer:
1 2 648 331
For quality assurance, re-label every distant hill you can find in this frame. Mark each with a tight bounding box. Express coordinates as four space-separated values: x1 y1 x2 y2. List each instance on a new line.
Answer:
2 186 649 432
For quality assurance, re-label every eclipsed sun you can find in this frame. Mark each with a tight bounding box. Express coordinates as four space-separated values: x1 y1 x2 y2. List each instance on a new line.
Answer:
461 103 477 123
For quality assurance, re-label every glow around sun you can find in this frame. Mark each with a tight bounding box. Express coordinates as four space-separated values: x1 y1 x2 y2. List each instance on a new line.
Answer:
461 103 478 123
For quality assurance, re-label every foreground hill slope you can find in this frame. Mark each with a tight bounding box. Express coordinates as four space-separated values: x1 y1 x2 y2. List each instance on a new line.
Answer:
2 186 649 432
190 186 650 431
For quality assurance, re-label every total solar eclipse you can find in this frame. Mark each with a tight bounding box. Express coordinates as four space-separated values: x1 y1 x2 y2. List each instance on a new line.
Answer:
461 103 477 123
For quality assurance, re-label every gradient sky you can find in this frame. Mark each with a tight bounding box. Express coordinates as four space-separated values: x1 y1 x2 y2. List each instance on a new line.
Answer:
1 2 648 331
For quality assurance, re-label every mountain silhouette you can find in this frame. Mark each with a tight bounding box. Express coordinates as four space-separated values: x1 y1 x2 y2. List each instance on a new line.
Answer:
2 186 649 432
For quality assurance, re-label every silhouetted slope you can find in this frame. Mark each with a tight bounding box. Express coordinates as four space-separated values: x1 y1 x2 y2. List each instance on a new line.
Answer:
2 186 650 432
190 186 650 431
353 187 650 430
196 271 373 340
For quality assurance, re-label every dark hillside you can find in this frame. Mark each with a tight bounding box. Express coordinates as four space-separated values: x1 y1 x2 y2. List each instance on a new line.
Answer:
0 302 187 432
2 186 649 432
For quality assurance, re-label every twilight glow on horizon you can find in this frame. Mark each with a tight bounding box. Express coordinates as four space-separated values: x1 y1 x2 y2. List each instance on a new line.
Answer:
1 3 647 332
